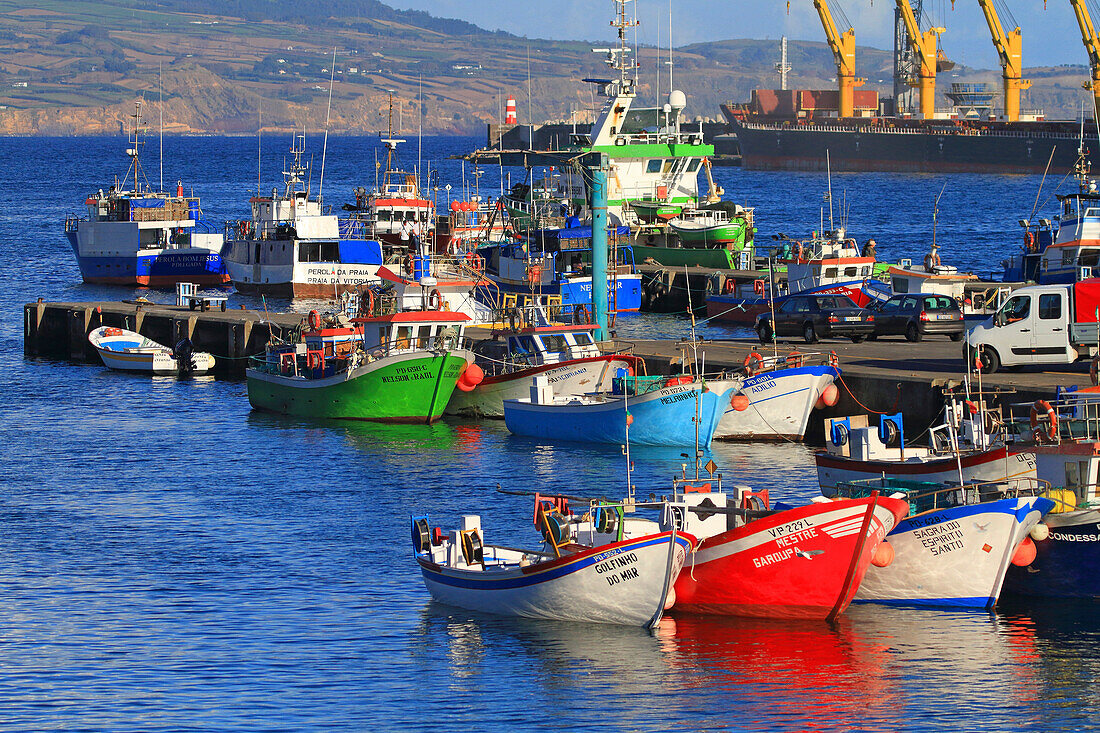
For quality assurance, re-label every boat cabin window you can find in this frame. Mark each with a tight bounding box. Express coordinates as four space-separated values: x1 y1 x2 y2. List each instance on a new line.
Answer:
1065 460 1095 499
647 159 663 173
572 332 595 347
662 160 675 174
687 159 701 172
893 278 909 293
1063 249 1076 266
394 326 413 349
1038 293 1062 320
537 334 568 353
861 266 871 276
823 267 839 279
1080 249 1100 268
298 241 340 263
843 266 858 277
507 335 539 355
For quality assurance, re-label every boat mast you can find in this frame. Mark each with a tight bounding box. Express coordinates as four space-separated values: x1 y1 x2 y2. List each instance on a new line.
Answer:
319 47 336 206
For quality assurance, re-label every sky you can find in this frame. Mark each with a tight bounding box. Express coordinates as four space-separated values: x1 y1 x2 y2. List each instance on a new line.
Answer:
387 1 1090 72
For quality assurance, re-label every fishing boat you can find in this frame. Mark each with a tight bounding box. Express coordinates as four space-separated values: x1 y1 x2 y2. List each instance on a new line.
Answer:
817 399 1037 492
712 350 840 441
833 477 1054 608
667 207 749 247
88 326 215 375
1002 389 1100 597
705 227 890 326
445 304 643 418
502 373 740 447
222 135 383 298
475 222 642 315
571 463 908 619
246 303 479 422
630 199 683 223
411 508 693 628
374 252 494 324
631 201 757 271
64 100 227 287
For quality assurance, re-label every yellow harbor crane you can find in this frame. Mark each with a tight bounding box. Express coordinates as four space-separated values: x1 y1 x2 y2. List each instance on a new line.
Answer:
812 0 864 117
896 0 945 118
974 0 1030 122
1069 0 1100 119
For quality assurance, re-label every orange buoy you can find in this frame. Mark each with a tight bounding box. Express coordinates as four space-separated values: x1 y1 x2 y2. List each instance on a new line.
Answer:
787 351 803 368
307 310 321 330
730 394 750 412
455 363 485 392
1029 399 1058 443
1011 537 1037 567
814 383 840 410
871 541 895 568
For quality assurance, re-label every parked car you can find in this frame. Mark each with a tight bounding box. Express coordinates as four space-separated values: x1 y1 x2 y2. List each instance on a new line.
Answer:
755 294 876 344
869 294 964 342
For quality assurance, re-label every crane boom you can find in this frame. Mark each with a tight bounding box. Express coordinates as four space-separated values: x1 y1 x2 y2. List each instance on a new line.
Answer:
976 0 1029 122
1070 0 1100 120
895 0 944 118
812 0 864 117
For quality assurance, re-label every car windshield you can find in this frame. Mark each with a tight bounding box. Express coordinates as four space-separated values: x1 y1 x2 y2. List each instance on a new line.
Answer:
924 296 957 311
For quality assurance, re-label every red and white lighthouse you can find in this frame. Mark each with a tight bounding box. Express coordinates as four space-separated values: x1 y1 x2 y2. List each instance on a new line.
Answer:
505 96 517 124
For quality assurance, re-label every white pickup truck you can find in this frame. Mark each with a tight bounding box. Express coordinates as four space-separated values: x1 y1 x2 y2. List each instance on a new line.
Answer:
965 281 1100 373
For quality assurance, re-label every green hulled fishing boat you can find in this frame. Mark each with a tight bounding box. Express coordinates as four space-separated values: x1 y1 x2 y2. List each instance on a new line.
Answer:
630 199 684 223
247 309 480 423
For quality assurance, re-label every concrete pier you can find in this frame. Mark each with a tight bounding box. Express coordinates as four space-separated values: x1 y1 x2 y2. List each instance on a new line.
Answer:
617 336 1093 443
25 299 1091 443
24 300 305 375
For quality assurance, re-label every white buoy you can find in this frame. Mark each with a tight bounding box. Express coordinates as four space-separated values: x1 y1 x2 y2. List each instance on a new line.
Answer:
1030 523 1050 542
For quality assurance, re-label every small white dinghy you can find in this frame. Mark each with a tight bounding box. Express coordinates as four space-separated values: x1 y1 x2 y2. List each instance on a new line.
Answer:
88 326 215 375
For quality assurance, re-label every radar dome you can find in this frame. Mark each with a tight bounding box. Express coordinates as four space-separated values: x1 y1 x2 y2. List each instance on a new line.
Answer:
668 90 686 109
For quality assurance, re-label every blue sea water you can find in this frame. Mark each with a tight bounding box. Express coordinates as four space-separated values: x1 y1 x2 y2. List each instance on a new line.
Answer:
3 134 1100 731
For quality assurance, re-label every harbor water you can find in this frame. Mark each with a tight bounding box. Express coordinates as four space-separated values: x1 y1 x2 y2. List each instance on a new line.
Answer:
4 135 1100 731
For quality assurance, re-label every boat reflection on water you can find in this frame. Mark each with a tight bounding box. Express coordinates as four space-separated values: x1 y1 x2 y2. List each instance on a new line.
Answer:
657 613 895 726
414 601 1062 730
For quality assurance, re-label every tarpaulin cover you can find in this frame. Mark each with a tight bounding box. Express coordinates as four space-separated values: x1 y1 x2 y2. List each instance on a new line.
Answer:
339 239 383 265
524 225 631 244
129 199 165 209
1074 281 1100 323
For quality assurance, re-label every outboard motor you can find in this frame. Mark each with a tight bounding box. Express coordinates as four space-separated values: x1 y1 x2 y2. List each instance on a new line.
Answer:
173 338 195 374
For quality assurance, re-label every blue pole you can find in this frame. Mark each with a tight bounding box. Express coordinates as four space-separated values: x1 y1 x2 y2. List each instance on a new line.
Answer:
590 162 609 341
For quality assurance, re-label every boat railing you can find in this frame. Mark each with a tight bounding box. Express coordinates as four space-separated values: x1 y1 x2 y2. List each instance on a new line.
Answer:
834 475 1055 516
704 350 837 379
64 214 84 233
250 333 475 378
1005 392 1100 444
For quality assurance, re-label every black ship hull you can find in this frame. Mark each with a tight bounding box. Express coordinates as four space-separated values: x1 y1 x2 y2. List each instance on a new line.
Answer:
734 120 1100 174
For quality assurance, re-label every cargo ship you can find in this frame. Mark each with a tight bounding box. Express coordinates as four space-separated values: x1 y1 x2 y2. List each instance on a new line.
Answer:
722 86 1100 175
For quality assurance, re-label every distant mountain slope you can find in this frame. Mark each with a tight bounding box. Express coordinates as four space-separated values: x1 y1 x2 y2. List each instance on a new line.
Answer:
0 1 1088 135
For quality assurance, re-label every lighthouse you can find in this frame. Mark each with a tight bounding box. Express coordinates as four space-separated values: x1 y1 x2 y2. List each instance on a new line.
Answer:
505 96 517 124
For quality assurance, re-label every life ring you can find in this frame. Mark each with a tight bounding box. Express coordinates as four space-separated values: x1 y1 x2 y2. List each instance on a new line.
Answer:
787 351 803 368
1092 355 1100 386
1025 230 1037 253
743 351 764 376
428 288 443 311
829 350 839 368
1030 399 1058 443
752 279 765 296
924 251 941 270
724 278 736 294
360 289 376 317
307 310 321 330
465 252 484 271
238 220 248 239
573 304 590 325
793 242 804 261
